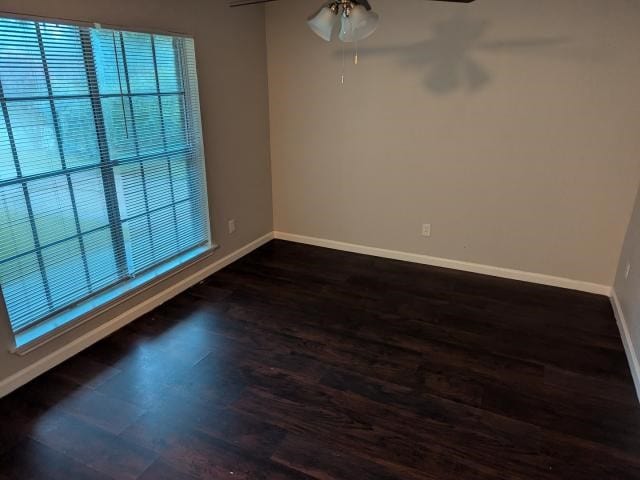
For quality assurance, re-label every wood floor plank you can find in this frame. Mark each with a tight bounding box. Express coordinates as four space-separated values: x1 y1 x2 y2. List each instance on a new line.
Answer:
272 434 423 480
28 411 157 479
234 386 511 480
8 373 145 436
157 429 312 480
138 460 200 480
121 393 286 461
0 439 112 480
47 355 121 390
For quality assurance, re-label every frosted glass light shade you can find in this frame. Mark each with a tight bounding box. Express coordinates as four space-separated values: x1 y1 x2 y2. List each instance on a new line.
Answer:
307 6 339 42
339 5 379 43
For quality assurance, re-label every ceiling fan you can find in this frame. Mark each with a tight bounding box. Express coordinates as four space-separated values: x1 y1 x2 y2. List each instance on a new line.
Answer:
229 0 475 43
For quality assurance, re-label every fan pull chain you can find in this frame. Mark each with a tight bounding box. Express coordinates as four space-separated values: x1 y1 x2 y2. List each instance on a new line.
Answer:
354 40 359 65
340 41 345 85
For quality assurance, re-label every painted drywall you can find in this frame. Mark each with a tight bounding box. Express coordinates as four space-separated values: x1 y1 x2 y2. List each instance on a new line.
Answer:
613 185 640 389
266 0 640 286
0 0 272 382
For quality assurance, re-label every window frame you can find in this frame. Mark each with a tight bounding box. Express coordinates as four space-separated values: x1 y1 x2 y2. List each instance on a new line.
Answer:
0 16 214 352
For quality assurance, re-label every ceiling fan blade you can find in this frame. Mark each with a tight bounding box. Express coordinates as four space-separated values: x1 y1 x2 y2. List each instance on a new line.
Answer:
229 0 279 7
229 0 474 6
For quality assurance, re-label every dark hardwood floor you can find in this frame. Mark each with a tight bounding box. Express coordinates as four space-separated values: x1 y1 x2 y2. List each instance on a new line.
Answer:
1 239 640 479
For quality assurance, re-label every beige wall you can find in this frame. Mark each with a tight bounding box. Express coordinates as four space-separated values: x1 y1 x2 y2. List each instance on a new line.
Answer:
614 184 640 388
0 0 272 381
266 0 640 286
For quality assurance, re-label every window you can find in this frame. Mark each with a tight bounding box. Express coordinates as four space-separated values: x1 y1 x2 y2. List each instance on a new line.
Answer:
0 17 210 344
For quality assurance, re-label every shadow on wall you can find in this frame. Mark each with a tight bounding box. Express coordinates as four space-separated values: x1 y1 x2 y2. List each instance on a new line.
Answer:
336 12 569 94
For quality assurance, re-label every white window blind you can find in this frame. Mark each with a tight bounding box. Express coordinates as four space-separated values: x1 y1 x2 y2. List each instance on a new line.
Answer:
0 17 210 336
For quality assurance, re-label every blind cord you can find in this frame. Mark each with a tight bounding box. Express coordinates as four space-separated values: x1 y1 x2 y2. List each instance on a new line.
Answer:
111 31 129 138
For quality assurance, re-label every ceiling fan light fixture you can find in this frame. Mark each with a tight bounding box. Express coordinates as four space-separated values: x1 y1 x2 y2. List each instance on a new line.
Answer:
338 4 379 43
307 4 340 42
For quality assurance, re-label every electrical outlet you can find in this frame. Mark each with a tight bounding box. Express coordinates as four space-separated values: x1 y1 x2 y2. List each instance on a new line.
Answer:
228 219 236 234
422 224 431 237
625 262 631 280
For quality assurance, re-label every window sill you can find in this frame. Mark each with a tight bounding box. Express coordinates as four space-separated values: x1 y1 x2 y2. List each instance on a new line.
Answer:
11 244 216 355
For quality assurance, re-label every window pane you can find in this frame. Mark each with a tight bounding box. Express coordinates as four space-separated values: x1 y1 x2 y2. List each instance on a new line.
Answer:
84 229 118 289
175 201 199 250
0 19 48 98
150 206 178 261
8 100 61 176
0 253 48 330
56 98 100 168
154 35 179 93
0 114 16 180
115 162 148 219
170 155 190 202
40 23 88 96
71 169 110 232
145 159 173 209
123 215 153 271
0 184 34 260
161 95 187 150
122 32 155 94
91 29 129 95
101 96 136 160
28 176 76 246
132 96 163 155
42 238 89 308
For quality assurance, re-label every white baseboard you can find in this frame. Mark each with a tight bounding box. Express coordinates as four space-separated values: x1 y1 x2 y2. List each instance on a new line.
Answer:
611 290 640 402
273 231 611 296
0 232 274 398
